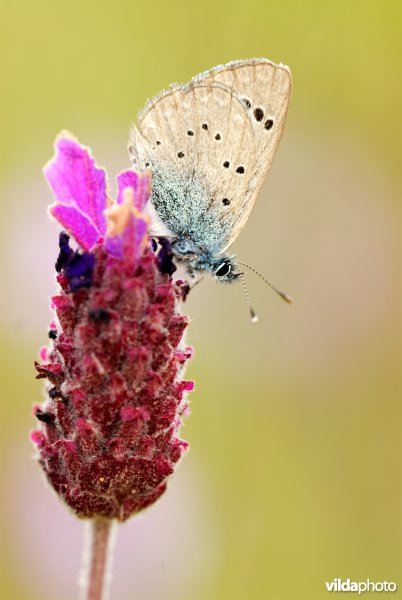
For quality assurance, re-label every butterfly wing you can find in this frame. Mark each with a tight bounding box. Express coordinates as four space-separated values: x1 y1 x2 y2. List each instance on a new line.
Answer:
193 59 292 250
129 82 257 253
195 58 292 169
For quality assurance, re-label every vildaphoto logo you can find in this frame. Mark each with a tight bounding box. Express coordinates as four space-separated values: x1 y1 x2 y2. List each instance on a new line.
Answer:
325 579 397 594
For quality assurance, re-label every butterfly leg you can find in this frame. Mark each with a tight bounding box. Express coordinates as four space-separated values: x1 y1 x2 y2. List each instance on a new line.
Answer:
190 275 205 289
187 267 205 289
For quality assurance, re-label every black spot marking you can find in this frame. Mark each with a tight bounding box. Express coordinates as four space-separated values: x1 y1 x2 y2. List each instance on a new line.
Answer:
215 133 221 140
222 198 231 206
48 329 57 340
236 166 245 174
264 119 274 130
145 162 150 167
156 140 161 145
202 123 208 130
242 97 251 108
177 152 184 158
187 130 194 136
223 161 230 168
254 107 264 122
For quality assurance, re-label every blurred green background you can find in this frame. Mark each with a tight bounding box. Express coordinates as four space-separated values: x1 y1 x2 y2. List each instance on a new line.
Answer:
1 1 401 599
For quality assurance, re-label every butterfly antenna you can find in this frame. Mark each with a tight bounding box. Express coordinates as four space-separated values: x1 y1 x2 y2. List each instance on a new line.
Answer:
239 273 258 323
237 261 293 304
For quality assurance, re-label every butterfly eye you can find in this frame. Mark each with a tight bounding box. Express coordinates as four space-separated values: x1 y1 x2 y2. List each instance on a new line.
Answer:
215 261 231 277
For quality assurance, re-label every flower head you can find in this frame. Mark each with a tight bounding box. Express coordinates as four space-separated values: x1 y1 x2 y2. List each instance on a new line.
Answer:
32 132 193 521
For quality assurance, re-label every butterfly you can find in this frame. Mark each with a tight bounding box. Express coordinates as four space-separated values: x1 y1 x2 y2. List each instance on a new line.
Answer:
128 58 291 290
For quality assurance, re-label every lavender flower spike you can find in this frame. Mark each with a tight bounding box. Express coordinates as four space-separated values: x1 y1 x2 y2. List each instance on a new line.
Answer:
32 132 194 527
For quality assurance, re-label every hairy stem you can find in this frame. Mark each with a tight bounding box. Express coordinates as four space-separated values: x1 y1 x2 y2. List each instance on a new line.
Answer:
80 517 116 600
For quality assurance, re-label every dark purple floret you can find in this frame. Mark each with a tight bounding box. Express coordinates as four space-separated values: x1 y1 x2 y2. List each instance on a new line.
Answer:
55 230 96 292
35 409 55 424
150 237 158 252
64 251 95 292
157 237 177 277
55 232 73 272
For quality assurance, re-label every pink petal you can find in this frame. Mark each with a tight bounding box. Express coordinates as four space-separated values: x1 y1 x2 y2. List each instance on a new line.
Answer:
104 212 148 263
50 204 100 252
121 215 148 264
44 134 107 244
103 234 124 259
117 170 151 210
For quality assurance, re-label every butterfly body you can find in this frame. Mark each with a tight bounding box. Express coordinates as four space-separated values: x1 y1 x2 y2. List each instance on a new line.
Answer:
150 162 239 280
129 58 291 282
